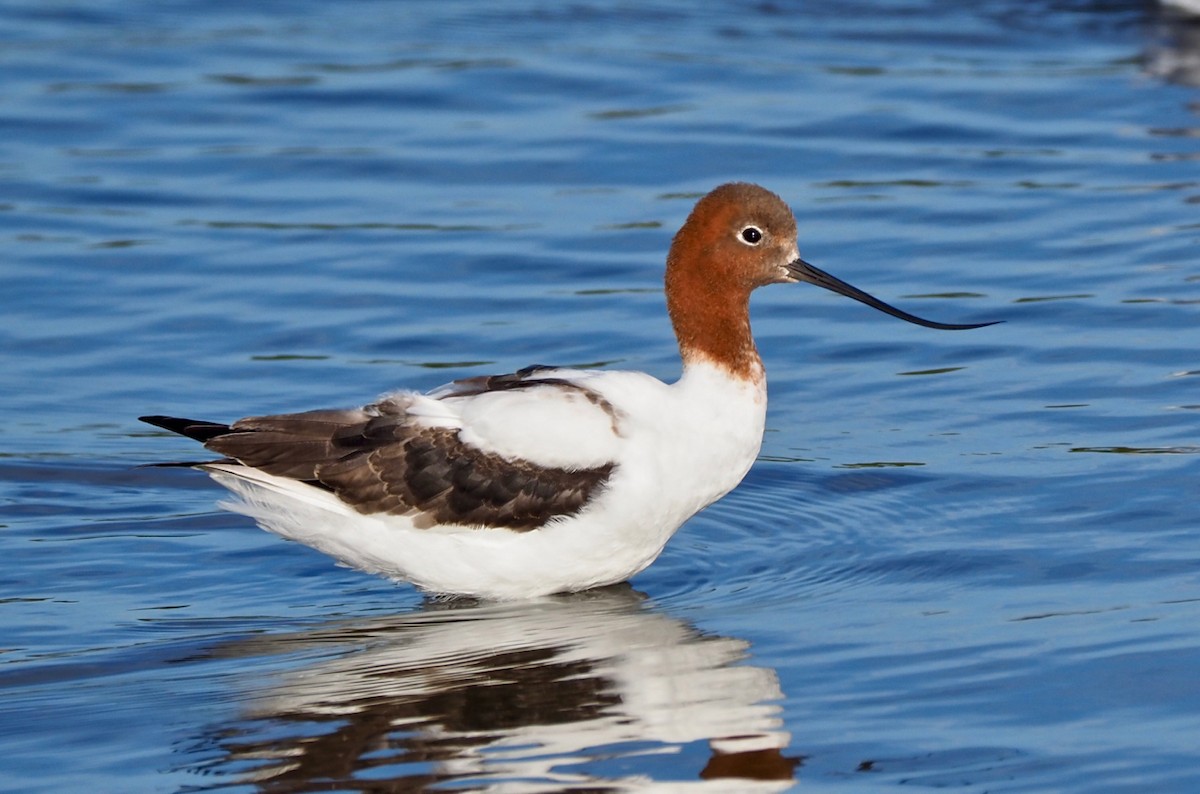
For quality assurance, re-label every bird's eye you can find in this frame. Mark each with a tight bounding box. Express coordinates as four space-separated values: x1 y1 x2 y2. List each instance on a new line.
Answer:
739 226 763 245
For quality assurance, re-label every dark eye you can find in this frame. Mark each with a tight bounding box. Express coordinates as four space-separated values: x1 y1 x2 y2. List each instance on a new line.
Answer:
740 226 763 245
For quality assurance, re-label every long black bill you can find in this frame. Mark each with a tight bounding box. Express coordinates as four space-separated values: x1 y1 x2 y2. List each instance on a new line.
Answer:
786 258 1001 331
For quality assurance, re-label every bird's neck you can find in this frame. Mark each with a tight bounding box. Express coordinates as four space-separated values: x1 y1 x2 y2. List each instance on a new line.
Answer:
666 265 764 382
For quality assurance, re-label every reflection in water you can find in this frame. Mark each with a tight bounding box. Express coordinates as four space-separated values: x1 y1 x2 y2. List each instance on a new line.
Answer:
189 587 797 791
1146 1 1200 86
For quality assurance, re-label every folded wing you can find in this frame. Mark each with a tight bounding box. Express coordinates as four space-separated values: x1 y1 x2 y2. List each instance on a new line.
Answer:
140 368 623 531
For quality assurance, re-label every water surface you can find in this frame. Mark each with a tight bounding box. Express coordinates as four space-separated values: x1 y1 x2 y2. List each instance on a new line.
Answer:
2 1 1200 791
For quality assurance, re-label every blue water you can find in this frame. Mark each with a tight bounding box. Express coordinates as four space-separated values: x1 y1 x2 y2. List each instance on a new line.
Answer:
3 1 1200 790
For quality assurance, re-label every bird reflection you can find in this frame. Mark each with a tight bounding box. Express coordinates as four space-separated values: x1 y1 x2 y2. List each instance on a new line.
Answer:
190 586 798 791
1146 1 1200 86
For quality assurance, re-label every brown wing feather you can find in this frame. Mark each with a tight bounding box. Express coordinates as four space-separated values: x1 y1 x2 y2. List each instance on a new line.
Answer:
313 426 612 530
172 386 614 531
207 408 381 480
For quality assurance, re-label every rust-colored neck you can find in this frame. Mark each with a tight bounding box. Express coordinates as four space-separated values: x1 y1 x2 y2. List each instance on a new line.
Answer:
665 250 763 380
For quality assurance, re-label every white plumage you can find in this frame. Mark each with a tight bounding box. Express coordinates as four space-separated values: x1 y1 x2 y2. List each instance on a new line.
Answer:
206 360 765 598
